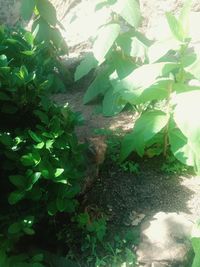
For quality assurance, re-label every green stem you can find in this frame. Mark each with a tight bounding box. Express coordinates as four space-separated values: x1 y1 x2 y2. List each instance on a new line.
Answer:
163 81 173 157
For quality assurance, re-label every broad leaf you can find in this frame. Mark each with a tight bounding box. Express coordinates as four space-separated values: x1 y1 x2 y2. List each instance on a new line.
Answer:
111 52 136 79
21 0 36 21
148 38 179 63
111 0 141 28
28 130 42 143
179 0 192 38
103 87 125 116
169 123 194 166
9 175 27 189
116 62 177 94
8 191 24 205
138 79 171 103
8 222 22 234
37 0 57 26
93 23 120 63
75 53 98 81
83 67 112 104
192 237 200 267
120 110 168 160
21 151 41 166
166 12 184 41
173 90 200 171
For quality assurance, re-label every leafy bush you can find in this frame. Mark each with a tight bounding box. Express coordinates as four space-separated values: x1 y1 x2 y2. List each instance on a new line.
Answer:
120 0 200 173
0 23 85 266
76 0 200 174
20 0 71 93
75 0 151 116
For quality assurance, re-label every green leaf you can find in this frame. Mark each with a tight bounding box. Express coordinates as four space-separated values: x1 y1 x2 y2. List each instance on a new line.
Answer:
27 172 41 190
8 191 24 205
23 227 35 235
111 0 141 28
8 222 22 234
9 175 27 189
93 23 120 63
166 12 184 41
56 198 66 212
75 53 98 81
169 122 194 166
138 79 171 103
83 68 112 104
103 88 125 116
192 237 200 267
173 90 200 172
0 54 8 67
120 111 168 161
34 142 45 149
186 55 200 80
32 254 44 262
148 38 179 63
32 18 50 42
28 130 42 143
20 0 36 21
37 0 57 26
21 151 41 166
34 110 49 124
117 62 176 93
24 31 34 46
111 52 136 79
54 168 64 178
0 133 13 147
179 0 192 38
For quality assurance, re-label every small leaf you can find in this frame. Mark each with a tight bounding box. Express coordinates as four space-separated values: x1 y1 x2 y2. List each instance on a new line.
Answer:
21 151 41 166
54 168 64 178
8 191 24 205
28 130 42 143
32 254 44 262
23 228 35 235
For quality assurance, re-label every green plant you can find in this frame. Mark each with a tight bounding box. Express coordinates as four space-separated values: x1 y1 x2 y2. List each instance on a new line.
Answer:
120 161 139 174
0 23 85 265
161 153 192 174
75 0 151 116
191 220 200 267
116 0 200 174
20 0 71 92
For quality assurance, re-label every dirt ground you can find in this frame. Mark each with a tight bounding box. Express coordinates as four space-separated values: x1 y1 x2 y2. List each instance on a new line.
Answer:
54 81 200 229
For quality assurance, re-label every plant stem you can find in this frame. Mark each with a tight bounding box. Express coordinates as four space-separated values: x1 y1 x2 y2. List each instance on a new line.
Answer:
163 81 173 157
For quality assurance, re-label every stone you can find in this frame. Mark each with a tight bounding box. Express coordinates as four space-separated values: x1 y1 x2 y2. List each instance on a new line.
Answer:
137 212 194 267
